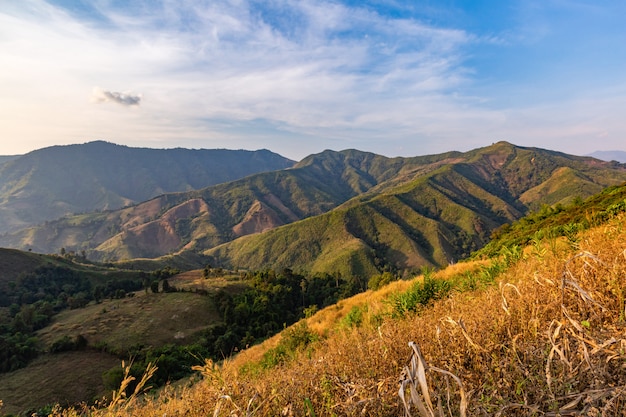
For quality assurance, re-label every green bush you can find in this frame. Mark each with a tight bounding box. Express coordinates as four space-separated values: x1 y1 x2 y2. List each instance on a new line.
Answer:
260 322 318 370
387 275 451 318
341 305 366 328
368 272 395 290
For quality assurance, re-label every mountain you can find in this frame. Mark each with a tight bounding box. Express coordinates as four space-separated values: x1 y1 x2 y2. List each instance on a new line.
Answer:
10 187 626 416
0 148 461 258
0 155 20 167
0 141 294 233
3 171 626 415
203 142 626 276
587 150 626 163
2 142 625 278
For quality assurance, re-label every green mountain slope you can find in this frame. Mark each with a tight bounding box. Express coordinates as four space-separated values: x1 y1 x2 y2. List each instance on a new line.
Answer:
203 142 626 276
0 149 458 258
0 141 294 233
2 142 625 278
476 181 626 257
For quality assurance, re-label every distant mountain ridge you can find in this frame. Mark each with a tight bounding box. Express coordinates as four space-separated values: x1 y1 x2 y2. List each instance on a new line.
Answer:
587 150 626 163
0 155 20 167
1 148 457 258
3 141 625 279
0 141 294 233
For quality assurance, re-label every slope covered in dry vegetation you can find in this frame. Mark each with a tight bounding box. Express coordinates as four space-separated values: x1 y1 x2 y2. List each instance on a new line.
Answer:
37 201 626 416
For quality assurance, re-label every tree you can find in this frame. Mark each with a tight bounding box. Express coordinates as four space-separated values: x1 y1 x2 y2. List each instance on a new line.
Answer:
141 272 150 294
368 271 394 291
93 286 104 304
150 281 159 294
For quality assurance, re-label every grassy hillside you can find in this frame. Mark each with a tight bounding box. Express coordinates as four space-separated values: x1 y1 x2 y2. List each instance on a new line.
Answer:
40 207 626 416
477 181 626 257
5 142 624 278
0 141 294 234
0 148 457 259
203 143 626 276
0 351 119 415
3 178 626 416
0 268 247 416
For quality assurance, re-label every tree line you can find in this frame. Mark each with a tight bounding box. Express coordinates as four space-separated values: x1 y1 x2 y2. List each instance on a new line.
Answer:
102 268 362 392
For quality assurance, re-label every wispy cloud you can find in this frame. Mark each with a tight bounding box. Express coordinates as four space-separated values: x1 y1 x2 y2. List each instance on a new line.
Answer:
0 0 475 155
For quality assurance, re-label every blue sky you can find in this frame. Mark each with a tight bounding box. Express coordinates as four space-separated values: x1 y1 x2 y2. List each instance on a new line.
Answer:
1 0 625 160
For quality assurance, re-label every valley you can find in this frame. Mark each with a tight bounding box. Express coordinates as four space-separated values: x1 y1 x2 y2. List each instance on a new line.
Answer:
1 141 625 415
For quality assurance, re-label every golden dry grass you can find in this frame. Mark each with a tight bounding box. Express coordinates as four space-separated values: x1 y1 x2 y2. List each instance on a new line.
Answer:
51 214 626 416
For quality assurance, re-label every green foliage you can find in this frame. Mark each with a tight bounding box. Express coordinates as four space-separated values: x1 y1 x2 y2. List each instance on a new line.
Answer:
368 272 396 291
151 266 180 280
387 273 451 318
303 305 318 318
0 332 39 372
49 334 88 354
340 305 367 328
476 183 626 258
499 244 523 266
259 322 319 370
102 360 147 394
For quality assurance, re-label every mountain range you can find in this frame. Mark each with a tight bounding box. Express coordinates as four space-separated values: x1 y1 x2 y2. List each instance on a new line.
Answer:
2 141 625 279
587 150 626 163
0 141 294 234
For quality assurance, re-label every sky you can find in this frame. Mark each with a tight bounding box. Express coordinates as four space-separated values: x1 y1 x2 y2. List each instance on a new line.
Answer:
1 0 625 161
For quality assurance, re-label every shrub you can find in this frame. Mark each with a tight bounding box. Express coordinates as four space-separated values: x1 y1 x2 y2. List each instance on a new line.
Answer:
368 272 395 290
340 305 366 328
387 272 451 318
260 322 318 370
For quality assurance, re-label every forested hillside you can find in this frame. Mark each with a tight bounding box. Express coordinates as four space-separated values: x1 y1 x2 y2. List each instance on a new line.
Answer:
0 148 460 258
204 142 626 276
0 141 294 233
3 142 625 282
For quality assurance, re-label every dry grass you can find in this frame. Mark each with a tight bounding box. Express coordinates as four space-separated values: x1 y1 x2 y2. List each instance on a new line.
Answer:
0 351 119 415
50 214 626 416
36 291 221 353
